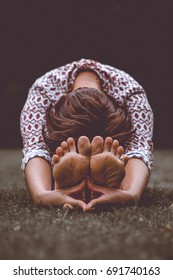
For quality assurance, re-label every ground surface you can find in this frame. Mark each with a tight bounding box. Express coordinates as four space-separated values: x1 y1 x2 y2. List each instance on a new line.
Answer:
0 149 173 260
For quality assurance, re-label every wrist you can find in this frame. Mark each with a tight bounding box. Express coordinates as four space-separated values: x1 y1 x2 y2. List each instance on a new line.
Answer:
31 189 48 206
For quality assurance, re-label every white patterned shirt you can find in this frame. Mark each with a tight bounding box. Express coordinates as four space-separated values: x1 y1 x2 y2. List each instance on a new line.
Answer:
20 59 154 171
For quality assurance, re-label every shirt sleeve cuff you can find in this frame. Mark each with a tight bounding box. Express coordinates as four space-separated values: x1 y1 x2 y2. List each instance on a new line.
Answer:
21 149 52 171
123 150 153 172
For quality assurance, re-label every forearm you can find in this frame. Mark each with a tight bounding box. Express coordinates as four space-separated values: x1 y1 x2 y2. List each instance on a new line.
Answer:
121 158 150 202
24 157 53 205
24 157 87 211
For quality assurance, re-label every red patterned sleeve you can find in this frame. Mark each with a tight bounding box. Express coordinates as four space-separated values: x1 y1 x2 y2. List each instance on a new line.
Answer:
124 90 154 171
20 81 52 171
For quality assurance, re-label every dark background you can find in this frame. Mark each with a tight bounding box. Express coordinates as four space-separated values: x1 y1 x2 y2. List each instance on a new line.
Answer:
0 0 172 148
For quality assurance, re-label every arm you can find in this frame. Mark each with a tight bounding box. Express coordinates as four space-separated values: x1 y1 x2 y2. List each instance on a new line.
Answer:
21 74 86 210
124 90 154 171
24 158 52 204
25 157 87 210
120 158 149 201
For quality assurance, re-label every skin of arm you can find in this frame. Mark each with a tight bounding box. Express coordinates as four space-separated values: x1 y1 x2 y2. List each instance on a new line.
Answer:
120 158 149 200
24 157 87 211
24 157 53 204
86 158 149 211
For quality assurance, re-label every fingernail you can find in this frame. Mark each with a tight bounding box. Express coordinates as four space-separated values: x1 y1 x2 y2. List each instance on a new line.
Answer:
63 204 73 210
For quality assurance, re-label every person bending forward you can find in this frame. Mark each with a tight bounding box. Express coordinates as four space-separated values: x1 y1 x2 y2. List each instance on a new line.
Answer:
20 59 154 211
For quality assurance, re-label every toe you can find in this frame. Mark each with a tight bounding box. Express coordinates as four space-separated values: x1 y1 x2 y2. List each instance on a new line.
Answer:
116 146 124 158
52 154 60 165
110 140 119 154
91 136 104 155
67 137 76 152
122 155 129 166
61 141 69 154
103 137 113 152
55 146 64 158
78 136 91 157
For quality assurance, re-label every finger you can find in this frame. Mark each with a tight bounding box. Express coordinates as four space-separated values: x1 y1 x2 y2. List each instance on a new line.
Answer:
87 188 136 211
65 196 87 212
86 195 108 211
63 203 74 210
87 178 108 193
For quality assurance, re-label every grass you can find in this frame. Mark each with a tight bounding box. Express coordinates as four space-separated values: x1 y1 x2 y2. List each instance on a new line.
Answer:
0 149 173 260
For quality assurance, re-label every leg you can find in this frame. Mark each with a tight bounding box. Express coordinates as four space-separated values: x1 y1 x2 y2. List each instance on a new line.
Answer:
52 136 91 189
90 136 128 188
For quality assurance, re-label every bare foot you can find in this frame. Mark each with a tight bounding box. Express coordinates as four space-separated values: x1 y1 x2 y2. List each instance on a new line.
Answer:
90 136 128 188
52 136 91 189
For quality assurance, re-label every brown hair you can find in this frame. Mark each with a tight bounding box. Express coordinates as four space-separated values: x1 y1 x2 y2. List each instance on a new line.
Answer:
43 88 133 153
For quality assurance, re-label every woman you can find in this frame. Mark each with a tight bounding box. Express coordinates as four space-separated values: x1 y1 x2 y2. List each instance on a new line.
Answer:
20 58 154 211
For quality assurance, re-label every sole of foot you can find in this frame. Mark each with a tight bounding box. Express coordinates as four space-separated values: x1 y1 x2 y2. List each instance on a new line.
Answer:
90 136 128 188
52 136 91 201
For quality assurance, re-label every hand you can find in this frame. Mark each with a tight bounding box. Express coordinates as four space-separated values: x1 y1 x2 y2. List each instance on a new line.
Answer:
39 180 87 212
86 178 138 211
